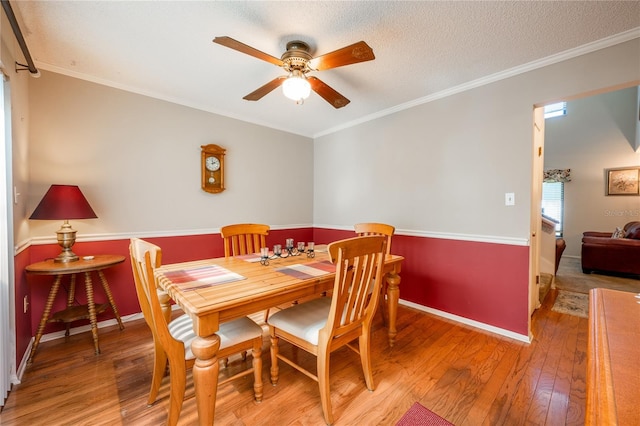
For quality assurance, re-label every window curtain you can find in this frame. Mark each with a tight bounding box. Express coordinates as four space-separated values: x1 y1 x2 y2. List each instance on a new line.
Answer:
0 73 16 407
543 169 571 183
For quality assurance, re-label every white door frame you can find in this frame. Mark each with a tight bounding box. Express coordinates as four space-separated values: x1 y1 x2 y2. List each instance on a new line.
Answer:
529 106 545 336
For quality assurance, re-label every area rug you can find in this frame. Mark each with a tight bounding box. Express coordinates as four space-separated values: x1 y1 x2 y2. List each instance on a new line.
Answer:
396 402 454 426
551 290 589 318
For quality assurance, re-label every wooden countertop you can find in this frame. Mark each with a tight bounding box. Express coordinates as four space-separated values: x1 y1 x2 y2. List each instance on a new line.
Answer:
586 288 640 425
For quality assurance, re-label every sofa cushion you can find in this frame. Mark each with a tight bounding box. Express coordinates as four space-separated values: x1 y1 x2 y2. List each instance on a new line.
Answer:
612 227 626 238
625 222 640 240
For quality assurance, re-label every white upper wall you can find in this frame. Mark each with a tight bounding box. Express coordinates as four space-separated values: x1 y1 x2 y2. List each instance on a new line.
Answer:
26 72 313 239
313 39 640 241
2 12 32 247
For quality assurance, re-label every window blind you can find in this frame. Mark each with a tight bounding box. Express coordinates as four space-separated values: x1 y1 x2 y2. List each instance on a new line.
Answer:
542 182 564 236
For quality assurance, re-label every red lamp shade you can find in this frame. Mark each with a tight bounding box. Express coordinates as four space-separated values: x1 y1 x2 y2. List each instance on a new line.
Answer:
29 185 97 263
29 185 97 220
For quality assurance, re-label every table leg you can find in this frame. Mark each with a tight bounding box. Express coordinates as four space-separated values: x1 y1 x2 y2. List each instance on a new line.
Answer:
28 275 62 364
84 271 100 355
65 274 77 337
379 281 389 328
386 270 401 347
97 270 124 330
191 334 221 426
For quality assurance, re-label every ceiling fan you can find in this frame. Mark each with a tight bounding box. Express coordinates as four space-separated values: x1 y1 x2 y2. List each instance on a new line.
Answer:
213 36 375 108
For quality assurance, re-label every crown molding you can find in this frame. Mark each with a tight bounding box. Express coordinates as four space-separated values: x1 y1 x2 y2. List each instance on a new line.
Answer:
314 28 640 138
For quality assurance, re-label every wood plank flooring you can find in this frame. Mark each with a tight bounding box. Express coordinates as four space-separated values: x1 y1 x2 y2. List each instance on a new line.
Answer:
0 289 587 425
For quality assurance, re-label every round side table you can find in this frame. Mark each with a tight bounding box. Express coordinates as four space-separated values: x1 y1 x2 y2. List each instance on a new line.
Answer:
25 254 125 363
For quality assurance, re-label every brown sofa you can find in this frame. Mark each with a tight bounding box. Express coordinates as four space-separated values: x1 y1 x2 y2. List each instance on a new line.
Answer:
581 221 640 278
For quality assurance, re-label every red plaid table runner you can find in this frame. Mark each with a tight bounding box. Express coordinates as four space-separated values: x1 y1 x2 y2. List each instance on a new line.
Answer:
162 264 246 291
275 260 336 280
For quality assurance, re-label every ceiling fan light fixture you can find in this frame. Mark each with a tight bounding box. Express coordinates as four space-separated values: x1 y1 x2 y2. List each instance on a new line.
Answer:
282 71 311 103
214 37 373 108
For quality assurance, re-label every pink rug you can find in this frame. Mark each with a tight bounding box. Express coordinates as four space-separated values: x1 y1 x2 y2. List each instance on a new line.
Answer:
396 402 454 426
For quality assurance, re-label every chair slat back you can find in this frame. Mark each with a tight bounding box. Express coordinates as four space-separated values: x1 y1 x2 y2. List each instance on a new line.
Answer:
130 238 162 331
322 235 387 342
130 238 183 355
354 222 395 255
221 223 270 257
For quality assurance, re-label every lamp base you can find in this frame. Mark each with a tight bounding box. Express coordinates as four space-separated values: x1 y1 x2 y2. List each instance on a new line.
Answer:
55 221 79 263
54 250 79 263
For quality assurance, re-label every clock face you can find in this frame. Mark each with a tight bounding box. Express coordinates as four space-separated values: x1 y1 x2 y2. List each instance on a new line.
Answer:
205 156 220 172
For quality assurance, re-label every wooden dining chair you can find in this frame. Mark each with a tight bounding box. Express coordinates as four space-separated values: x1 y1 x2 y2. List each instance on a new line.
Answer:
129 238 172 407
267 235 387 425
221 223 273 324
354 223 394 254
129 238 264 426
220 223 270 257
355 222 395 325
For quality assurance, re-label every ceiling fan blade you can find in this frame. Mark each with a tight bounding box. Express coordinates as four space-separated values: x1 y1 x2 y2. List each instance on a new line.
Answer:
213 36 284 67
309 41 375 71
243 76 287 101
308 76 350 109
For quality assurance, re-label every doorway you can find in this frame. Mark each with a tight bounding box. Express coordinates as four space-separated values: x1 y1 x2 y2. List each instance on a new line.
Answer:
530 83 640 324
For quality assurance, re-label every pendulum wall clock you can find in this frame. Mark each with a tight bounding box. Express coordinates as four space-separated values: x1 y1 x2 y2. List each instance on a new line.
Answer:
201 144 226 193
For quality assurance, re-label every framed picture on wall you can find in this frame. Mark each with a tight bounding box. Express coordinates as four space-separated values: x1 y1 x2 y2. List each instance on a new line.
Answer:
606 167 640 195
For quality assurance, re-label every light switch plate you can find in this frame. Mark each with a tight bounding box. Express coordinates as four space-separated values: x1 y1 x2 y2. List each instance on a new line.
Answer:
505 192 515 206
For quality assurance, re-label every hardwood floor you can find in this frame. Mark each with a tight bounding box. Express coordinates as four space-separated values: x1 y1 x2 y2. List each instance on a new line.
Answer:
0 289 587 425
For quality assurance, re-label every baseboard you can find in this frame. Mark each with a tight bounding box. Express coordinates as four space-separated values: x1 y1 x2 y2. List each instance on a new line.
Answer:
399 299 531 344
42 312 144 344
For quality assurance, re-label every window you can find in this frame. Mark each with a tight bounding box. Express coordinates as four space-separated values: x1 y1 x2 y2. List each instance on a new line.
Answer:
542 182 564 236
544 102 567 119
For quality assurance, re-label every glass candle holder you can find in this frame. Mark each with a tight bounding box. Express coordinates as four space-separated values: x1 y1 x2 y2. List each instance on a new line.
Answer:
260 247 269 258
286 238 294 249
297 241 305 252
274 244 282 255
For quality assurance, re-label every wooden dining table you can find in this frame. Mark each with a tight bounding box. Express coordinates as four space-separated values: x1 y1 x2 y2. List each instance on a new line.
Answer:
154 247 404 426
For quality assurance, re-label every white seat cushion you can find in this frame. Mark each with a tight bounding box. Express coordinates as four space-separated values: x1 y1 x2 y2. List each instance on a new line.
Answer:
169 314 262 360
267 297 332 346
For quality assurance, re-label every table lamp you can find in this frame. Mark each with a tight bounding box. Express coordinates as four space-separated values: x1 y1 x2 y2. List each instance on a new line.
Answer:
29 184 98 263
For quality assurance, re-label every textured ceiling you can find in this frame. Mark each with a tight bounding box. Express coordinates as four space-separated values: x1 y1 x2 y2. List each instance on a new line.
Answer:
10 1 640 137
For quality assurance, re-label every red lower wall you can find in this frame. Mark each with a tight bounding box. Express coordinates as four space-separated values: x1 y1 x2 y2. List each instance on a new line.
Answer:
14 249 32 367
314 228 530 334
14 227 529 367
